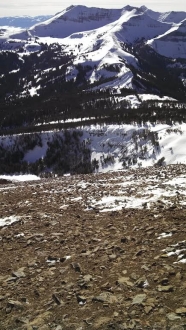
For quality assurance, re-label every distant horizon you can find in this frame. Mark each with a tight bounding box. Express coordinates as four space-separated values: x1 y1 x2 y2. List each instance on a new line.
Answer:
0 1 185 17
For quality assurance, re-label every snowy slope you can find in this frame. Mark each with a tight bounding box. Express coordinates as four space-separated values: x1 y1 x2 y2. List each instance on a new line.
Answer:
5 5 172 43
141 6 186 24
28 5 170 43
3 122 184 173
0 26 25 41
29 5 123 38
0 5 186 95
22 7 171 91
83 123 186 171
147 20 186 59
115 11 169 44
158 11 186 24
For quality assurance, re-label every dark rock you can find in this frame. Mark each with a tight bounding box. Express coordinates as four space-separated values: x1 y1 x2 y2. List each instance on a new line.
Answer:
52 294 63 305
160 278 169 286
135 276 148 288
7 300 24 310
121 237 128 243
76 294 86 305
71 262 81 272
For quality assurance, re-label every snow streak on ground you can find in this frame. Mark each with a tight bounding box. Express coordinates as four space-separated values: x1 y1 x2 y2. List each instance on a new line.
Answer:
10 165 183 214
0 165 185 229
0 216 20 227
0 175 40 182
83 170 186 212
163 240 186 264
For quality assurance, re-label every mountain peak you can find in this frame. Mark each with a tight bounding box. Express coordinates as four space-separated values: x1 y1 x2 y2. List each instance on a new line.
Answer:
66 5 75 11
27 5 123 38
140 5 148 11
123 5 137 11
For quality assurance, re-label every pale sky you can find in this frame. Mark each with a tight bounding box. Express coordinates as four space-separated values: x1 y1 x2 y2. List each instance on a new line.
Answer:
0 0 185 17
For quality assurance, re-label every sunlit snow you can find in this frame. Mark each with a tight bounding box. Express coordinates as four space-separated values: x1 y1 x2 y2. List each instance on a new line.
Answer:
0 175 40 182
0 216 20 227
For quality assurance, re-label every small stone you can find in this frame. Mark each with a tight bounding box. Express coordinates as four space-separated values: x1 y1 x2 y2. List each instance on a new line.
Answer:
52 294 62 305
6 307 12 314
130 273 138 280
92 293 117 304
117 277 134 287
108 254 117 261
15 317 29 324
83 274 92 282
132 294 146 305
175 307 186 315
157 285 174 292
135 276 148 288
6 277 17 283
39 326 50 330
7 300 23 310
12 270 26 278
122 270 127 275
121 237 128 243
135 249 144 256
167 313 181 321
113 312 119 317
0 296 6 301
159 308 165 314
160 278 169 286
176 272 183 280
160 254 169 258
141 265 150 271
153 275 159 282
76 295 86 305
55 326 63 330
128 319 136 329
144 305 153 314
71 262 81 272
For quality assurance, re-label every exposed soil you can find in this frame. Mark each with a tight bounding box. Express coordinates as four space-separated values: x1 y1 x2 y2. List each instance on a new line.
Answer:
0 165 186 330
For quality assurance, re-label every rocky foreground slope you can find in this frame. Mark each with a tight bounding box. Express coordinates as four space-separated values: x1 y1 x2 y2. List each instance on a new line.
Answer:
0 165 186 330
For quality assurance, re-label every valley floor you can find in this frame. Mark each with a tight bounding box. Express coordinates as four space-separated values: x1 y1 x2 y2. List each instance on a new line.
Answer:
0 165 186 329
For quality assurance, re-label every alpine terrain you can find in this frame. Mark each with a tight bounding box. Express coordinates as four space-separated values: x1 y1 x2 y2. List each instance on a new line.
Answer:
0 6 186 329
0 4 186 175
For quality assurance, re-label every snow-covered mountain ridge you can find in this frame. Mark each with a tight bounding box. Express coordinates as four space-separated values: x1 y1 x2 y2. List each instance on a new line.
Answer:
147 19 186 59
0 4 186 101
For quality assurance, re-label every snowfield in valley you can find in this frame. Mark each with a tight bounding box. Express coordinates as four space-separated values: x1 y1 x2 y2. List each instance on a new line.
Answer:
0 122 184 172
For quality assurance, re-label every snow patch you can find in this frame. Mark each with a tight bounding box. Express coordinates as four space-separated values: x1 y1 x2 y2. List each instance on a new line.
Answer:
0 175 40 182
0 216 20 227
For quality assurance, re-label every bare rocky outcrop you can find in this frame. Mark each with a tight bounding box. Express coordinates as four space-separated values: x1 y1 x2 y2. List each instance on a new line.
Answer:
0 164 186 329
